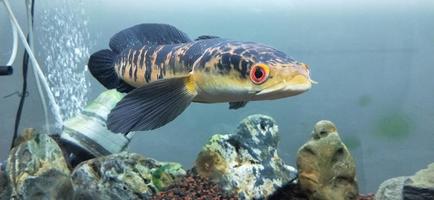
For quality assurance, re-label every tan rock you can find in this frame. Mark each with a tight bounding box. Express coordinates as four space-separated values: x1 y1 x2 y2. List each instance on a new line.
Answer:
6 130 73 200
11 128 36 148
297 120 358 200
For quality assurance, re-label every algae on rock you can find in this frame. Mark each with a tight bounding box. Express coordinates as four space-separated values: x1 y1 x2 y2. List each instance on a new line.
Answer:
6 129 73 200
0 163 11 200
71 151 185 199
196 114 297 200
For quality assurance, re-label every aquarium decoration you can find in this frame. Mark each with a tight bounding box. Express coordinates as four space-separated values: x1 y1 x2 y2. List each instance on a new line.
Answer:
5 129 73 199
71 152 186 199
2 108 432 199
195 114 297 199
297 120 358 200
1 95 434 199
60 89 133 163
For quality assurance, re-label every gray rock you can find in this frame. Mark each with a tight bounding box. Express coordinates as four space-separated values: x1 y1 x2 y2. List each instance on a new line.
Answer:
297 120 358 200
375 176 408 200
0 162 11 200
6 129 73 200
403 163 434 200
195 114 297 200
71 152 185 200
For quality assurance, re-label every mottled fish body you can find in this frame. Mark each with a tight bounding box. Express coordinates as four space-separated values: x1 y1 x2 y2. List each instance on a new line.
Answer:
113 38 225 88
88 24 313 134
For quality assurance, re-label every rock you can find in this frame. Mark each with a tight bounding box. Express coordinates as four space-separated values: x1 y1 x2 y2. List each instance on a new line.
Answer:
6 129 73 200
297 120 358 200
195 114 297 200
71 152 185 199
0 162 11 200
12 128 37 147
375 176 408 200
403 163 434 200
375 163 434 200
268 183 308 200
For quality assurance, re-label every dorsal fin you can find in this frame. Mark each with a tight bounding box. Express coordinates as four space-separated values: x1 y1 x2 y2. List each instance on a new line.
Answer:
195 35 220 41
109 23 192 54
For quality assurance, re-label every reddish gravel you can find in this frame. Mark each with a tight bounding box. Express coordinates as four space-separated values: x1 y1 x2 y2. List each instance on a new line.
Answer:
151 169 375 200
358 193 375 200
151 170 238 200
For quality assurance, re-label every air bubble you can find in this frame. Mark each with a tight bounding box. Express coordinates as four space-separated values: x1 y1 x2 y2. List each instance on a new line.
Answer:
37 0 93 121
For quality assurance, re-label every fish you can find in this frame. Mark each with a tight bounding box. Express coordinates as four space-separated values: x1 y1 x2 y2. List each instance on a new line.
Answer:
88 23 314 134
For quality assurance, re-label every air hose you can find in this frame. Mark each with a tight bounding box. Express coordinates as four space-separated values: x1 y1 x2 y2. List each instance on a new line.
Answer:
2 0 64 148
0 17 17 76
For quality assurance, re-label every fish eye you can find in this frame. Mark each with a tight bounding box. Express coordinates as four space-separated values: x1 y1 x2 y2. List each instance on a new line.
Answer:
250 63 270 84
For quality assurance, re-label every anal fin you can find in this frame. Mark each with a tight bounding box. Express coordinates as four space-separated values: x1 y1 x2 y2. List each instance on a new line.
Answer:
107 75 197 134
229 101 248 109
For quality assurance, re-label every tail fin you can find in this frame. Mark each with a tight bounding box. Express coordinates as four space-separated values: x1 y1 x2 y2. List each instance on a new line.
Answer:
88 49 119 89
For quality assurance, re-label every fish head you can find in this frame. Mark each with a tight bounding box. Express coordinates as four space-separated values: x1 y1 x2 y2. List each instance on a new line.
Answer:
250 60 313 100
194 41 314 102
240 43 314 100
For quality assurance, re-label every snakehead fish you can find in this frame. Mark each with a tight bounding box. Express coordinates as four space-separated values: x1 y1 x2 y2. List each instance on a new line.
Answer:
88 23 314 134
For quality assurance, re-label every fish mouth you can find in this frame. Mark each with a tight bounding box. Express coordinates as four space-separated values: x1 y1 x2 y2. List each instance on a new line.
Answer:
254 75 314 99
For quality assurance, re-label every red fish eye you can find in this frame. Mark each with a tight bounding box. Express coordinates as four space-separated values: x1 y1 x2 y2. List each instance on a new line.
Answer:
250 64 269 84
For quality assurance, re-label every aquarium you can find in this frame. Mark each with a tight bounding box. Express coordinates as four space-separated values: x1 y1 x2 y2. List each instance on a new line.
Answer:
1 0 433 199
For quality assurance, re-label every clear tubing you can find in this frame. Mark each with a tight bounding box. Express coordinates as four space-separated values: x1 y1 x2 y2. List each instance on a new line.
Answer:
2 0 63 130
6 18 18 66
25 0 51 131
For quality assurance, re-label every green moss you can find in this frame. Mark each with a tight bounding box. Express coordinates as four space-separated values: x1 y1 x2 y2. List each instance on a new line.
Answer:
151 163 185 191
357 95 372 107
375 112 412 139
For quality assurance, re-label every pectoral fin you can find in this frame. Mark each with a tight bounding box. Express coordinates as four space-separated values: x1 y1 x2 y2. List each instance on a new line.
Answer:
107 75 197 134
229 101 248 109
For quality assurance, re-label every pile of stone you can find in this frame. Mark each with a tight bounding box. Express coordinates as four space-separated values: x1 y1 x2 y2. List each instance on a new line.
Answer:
0 129 185 200
1 114 433 200
0 115 299 200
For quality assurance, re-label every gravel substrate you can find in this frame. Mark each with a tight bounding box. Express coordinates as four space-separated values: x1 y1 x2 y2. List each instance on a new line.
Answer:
358 193 375 200
151 170 238 200
152 169 375 200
